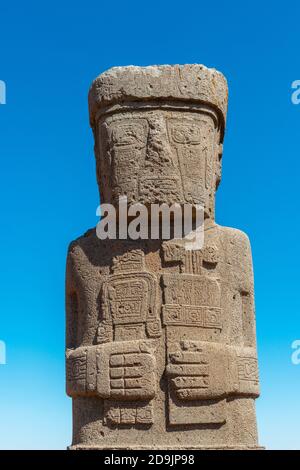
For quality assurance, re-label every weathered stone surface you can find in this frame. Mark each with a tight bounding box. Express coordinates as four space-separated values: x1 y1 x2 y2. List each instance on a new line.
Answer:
88 65 228 129
66 64 261 449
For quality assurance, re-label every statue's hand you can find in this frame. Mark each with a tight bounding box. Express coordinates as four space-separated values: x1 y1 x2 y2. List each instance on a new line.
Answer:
97 340 157 401
66 340 157 400
166 340 226 401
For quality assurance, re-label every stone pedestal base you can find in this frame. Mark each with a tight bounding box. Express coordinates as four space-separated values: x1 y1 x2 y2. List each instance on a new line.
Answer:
69 444 264 450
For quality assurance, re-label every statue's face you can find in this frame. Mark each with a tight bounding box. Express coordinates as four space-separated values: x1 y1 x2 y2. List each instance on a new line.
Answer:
95 107 222 216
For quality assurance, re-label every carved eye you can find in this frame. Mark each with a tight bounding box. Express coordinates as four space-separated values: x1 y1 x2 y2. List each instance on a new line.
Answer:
170 123 201 144
112 123 146 147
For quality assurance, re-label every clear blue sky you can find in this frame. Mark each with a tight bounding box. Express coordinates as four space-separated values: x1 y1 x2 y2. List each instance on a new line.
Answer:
0 0 299 449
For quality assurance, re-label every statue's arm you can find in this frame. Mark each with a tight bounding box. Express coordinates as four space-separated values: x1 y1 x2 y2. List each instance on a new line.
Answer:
66 244 78 351
227 229 260 397
65 244 94 398
65 243 157 401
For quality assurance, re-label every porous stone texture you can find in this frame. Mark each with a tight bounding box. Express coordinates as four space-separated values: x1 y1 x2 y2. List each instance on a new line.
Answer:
66 64 261 450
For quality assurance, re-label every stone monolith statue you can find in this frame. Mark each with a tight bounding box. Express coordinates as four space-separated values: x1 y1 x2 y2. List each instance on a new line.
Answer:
66 65 261 449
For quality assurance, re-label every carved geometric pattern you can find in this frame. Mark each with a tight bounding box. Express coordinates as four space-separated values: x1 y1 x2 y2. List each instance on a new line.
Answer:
104 401 153 426
102 269 161 339
162 304 222 329
237 357 259 382
162 273 221 308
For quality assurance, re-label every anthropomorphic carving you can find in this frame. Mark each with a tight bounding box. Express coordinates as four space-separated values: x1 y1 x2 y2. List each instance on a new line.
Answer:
66 65 261 449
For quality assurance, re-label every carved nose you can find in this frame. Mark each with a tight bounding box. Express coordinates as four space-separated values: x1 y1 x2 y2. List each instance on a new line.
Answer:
150 136 164 152
148 122 173 163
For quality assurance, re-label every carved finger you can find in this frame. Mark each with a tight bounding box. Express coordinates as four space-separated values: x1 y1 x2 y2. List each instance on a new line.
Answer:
169 351 208 364
166 363 209 376
175 388 212 400
171 376 210 389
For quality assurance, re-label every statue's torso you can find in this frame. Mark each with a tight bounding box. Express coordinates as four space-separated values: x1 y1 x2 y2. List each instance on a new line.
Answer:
66 224 259 449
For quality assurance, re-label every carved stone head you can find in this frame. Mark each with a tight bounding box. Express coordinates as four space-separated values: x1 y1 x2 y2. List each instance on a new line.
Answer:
89 65 228 218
